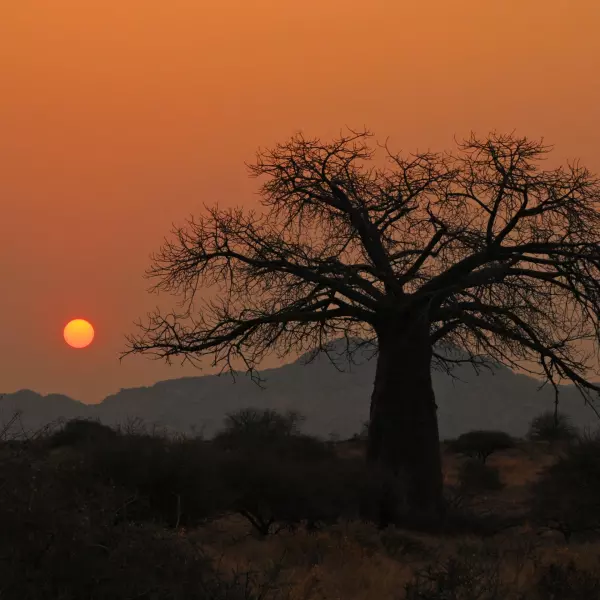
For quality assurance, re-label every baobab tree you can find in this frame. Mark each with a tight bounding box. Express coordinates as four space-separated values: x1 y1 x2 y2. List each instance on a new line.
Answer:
124 129 600 521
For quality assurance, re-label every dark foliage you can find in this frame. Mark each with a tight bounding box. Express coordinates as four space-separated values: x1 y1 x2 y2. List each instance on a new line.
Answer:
40 417 408 537
217 439 407 535
433 486 521 538
530 433 600 541
219 451 341 535
535 561 600 600
527 410 580 443
9 413 600 598
404 551 506 599
0 442 287 599
88 432 227 527
448 430 515 464
457 460 505 494
217 407 305 440
46 417 119 448
213 409 333 462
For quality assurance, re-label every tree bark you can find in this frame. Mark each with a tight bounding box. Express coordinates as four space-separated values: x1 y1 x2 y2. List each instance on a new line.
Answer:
367 310 444 525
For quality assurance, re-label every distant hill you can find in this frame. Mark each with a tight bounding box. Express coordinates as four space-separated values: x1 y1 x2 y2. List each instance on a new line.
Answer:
2 341 600 440
0 390 90 435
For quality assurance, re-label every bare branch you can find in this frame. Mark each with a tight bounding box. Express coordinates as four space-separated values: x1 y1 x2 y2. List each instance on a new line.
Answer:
124 128 600 416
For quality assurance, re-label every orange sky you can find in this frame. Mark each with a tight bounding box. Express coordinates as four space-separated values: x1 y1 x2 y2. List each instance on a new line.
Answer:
1 0 599 403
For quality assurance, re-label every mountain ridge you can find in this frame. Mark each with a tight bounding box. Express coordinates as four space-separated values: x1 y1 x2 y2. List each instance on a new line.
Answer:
2 342 599 440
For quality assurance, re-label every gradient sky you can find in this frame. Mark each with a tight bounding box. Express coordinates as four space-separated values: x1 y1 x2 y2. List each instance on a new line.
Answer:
2 1 599 403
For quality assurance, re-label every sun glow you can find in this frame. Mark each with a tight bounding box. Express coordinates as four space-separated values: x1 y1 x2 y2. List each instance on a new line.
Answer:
63 319 95 349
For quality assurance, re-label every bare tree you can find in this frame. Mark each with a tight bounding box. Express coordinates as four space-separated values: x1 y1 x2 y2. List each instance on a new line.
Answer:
123 129 600 521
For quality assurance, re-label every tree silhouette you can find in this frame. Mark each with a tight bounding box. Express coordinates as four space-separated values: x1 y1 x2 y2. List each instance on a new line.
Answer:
124 129 600 521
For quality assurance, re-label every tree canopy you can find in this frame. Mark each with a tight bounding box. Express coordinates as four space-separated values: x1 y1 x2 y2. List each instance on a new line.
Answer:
125 129 600 409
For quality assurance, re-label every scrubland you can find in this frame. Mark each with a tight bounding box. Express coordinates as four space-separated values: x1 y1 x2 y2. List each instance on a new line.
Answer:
1 409 599 599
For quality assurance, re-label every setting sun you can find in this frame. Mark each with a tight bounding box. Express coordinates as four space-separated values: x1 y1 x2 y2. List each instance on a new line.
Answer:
63 319 95 349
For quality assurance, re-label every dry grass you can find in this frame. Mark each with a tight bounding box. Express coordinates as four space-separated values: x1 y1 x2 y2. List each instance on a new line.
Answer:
170 440 600 599
4 429 600 599
189 515 600 599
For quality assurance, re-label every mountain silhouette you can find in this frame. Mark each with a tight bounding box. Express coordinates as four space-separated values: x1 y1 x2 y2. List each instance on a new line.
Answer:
2 340 599 440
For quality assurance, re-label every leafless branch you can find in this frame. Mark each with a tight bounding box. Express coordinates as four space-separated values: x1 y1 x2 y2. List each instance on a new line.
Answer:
124 129 600 415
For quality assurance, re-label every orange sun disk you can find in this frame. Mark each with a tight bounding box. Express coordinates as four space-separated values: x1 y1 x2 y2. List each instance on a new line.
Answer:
64 319 95 348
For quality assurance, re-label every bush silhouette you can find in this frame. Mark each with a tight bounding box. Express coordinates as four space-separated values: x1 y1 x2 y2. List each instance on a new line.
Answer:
527 410 579 443
457 460 505 494
47 418 118 448
85 433 226 527
60 416 347 533
45 412 411 536
218 437 372 534
218 451 336 535
530 433 600 541
447 430 514 463
216 407 304 440
0 446 237 599
87 428 341 532
214 408 333 463
216 440 409 535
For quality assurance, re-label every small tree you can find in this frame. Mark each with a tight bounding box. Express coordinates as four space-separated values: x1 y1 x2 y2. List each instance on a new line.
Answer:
124 129 600 522
48 418 118 448
217 407 304 440
448 430 514 464
527 410 579 443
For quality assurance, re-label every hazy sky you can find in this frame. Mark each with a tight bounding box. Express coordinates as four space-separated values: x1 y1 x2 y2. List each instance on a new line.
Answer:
2 1 599 403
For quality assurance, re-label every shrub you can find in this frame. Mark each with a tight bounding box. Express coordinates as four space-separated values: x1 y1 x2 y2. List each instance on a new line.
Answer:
536 561 600 600
216 445 409 535
214 408 333 462
47 418 118 448
0 446 291 599
89 433 226 527
215 407 304 442
87 426 338 533
53 420 344 534
218 451 334 535
527 410 579 443
219 446 372 534
448 430 514 463
457 460 504 494
438 492 514 537
273 433 336 462
404 551 506 599
529 433 600 541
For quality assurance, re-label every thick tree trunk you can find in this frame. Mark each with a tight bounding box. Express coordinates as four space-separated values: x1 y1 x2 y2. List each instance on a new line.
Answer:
367 311 444 526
